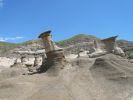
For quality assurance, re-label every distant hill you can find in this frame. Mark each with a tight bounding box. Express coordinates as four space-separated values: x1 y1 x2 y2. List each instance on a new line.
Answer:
56 34 97 46
0 42 22 54
0 34 133 56
117 40 133 51
0 39 42 54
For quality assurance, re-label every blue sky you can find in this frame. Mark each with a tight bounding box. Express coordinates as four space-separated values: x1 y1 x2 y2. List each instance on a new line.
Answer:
0 0 133 43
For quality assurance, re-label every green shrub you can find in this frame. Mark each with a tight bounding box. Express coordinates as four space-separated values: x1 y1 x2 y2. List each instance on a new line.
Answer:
128 53 133 59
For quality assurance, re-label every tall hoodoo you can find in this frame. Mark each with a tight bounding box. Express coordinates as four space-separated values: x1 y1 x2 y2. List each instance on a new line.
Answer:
101 36 118 52
38 30 54 53
38 30 66 73
94 40 100 49
89 36 125 58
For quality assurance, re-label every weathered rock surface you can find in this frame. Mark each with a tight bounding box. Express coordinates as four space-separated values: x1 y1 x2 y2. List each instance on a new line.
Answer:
0 34 133 100
0 34 132 58
0 54 133 100
0 57 16 72
38 31 66 74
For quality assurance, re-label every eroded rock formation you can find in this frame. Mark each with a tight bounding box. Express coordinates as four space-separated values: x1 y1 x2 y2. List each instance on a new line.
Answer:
89 40 107 58
101 36 118 52
89 36 125 58
38 31 66 73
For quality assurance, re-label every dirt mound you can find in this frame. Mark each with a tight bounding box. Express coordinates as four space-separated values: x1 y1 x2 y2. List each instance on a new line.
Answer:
0 68 27 81
90 54 133 80
0 54 133 100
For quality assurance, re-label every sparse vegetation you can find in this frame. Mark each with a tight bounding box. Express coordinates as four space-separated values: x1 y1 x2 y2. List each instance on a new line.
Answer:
22 39 42 46
0 34 133 56
127 52 133 59
0 42 22 54
56 34 97 45
0 42 21 46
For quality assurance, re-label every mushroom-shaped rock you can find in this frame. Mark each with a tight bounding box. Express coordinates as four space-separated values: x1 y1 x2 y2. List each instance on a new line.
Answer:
38 30 66 74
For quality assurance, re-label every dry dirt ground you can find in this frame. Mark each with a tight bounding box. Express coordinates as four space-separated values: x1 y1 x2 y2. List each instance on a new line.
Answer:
0 54 133 100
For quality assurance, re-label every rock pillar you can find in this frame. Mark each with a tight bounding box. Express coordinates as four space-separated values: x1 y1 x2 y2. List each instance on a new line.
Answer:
101 36 125 56
94 40 100 49
101 36 118 53
38 31 54 53
38 30 66 73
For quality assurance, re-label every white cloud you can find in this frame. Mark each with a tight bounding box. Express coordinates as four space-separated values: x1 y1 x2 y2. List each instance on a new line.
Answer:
0 0 3 8
16 37 23 39
0 38 6 42
0 36 24 42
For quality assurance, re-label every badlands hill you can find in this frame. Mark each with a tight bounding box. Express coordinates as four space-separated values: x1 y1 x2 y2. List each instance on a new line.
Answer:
0 34 133 57
0 34 133 100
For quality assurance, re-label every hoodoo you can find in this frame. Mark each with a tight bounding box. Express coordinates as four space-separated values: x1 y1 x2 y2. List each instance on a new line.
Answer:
38 30 66 73
101 36 118 52
101 36 125 56
89 36 125 58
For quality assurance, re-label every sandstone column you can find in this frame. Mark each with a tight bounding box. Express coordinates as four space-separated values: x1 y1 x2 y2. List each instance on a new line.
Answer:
38 30 54 53
94 40 100 49
38 30 66 73
101 36 118 53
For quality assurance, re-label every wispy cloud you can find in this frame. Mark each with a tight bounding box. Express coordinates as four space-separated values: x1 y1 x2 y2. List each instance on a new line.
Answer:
0 0 3 8
0 36 24 42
